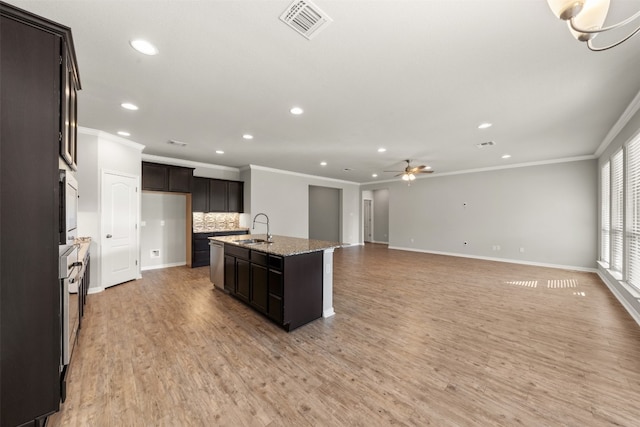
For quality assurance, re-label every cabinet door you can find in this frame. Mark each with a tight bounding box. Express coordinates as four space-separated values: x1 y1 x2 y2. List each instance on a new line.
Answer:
1 13 64 425
251 264 268 312
192 177 209 212
209 179 228 212
227 181 243 212
142 162 168 191
168 167 192 193
236 259 250 301
224 255 236 293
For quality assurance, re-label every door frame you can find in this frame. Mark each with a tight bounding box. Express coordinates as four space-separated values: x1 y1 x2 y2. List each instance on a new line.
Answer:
100 168 141 288
363 199 373 243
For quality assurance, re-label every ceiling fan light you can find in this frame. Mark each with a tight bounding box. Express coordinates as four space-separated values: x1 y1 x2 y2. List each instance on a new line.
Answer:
409 174 416 181
547 0 585 20
402 174 410 181
568 0 610 41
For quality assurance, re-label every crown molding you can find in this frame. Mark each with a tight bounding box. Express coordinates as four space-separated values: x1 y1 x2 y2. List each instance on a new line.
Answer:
595 88 640 157
360 155 596 186
248 164 359 185
141 153 240 172
78 127 145 151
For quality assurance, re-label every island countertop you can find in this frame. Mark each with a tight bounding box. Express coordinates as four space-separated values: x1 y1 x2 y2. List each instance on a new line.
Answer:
209 234 341 257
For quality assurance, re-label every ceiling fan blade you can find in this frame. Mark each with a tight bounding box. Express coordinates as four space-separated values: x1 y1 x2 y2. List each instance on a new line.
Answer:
417 170 434 174
393 172 404 177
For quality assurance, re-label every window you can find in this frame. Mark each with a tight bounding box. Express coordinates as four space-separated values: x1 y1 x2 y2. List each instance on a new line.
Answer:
611 150 624 274
601 162 610 265
628 138 640 289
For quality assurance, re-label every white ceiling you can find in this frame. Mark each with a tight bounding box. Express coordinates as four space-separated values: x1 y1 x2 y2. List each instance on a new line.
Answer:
10 0 640 183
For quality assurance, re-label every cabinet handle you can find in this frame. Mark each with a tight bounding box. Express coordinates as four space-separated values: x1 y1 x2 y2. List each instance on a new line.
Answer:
106 234 112 238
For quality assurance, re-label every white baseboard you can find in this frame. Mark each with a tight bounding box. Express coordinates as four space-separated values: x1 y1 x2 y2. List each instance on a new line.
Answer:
87 286 104 294
388 246 597 273
323 308 335 318
141 261 186 271
596 269 640 327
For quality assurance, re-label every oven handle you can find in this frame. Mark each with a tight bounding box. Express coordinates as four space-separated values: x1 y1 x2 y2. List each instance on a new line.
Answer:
68 266 81 284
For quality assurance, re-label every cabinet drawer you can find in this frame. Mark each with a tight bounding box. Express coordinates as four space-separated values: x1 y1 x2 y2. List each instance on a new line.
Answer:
268 255 283 270
251 250 268 266
225 245 249 260
193 238 211 251
268 269 283 296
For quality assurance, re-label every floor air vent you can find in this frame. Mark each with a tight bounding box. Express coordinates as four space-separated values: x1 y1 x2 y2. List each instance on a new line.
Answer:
280 0 332 40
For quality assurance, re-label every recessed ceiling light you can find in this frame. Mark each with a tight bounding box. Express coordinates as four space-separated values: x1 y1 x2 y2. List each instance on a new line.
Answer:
290 107 304 115
320 161 327 166
478 122 492 129
121 102 139 111
372 173 378 178
130 39 158 56
117 131 130 137
216 150 224 154
502 154 511 159
242 134 254 140
377 148 387 153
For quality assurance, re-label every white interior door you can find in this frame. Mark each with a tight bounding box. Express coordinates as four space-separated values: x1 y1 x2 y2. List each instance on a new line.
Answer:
364 199 372 242
102 171 138 288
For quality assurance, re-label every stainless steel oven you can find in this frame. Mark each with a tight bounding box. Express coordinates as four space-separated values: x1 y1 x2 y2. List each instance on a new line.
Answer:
59 169 78 245
59 244 81 401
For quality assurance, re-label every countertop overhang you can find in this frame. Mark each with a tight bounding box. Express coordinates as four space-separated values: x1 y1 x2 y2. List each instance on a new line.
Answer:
209 234 341 257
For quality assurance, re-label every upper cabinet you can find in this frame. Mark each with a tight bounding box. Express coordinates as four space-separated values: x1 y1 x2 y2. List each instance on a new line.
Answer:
192 177 244 213
60 50 79 170
141 162 194 193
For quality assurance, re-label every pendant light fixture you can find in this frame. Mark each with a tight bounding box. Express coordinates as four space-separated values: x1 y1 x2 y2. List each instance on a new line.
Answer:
546 0 640 51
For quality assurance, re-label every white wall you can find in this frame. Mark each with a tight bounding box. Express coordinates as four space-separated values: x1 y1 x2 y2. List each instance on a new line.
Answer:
362 158 597 270
77 127 144 291
141 192 187 270
248 166 360 244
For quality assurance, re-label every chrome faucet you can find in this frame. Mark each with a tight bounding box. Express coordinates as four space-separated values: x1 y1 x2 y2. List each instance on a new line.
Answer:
252 213 273 242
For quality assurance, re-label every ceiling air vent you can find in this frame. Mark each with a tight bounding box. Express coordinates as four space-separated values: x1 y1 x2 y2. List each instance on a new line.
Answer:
280 0 333 40
168 139 187 147
475 141 496 149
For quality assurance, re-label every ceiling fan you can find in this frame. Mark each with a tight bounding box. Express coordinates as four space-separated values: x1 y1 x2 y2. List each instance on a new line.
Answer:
385 160 433 182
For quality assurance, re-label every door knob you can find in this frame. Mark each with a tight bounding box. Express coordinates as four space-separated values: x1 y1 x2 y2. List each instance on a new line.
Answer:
106 234 112 238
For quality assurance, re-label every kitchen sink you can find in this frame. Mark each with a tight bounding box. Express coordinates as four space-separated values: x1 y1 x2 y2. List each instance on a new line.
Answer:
234 238 270 245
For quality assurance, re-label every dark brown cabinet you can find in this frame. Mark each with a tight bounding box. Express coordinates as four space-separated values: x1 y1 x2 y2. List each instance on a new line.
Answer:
223 246 323 331
191 230 247 267
192 177 209 212
192 177 244 212
141 162 194 193
1 3 80 425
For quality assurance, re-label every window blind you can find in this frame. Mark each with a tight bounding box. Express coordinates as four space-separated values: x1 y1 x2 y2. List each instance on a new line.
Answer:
601 162 610 265
628 137 640 289
611 150 624 274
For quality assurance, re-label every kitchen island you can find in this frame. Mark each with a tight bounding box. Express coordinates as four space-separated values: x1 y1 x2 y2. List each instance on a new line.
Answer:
210 234 340 331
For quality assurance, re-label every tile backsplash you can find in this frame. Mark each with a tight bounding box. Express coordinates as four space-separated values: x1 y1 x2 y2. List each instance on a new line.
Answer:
193 212 240 232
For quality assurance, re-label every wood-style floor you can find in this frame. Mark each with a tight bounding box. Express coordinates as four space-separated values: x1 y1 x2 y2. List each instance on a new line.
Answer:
48 244 640 426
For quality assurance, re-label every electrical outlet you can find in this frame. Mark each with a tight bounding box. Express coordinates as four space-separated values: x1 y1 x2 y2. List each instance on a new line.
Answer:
160 220 165 226
520 247 525 253
150 249 160 258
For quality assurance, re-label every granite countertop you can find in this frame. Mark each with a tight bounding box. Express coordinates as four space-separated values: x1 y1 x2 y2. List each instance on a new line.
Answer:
74 237 91 262
193 227 249 234
210 234 341 257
